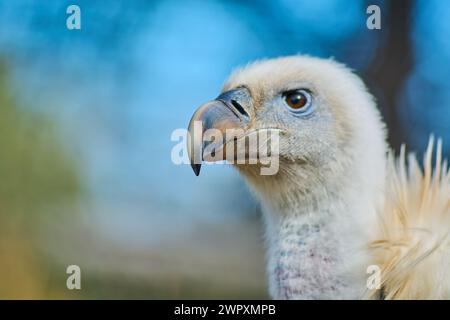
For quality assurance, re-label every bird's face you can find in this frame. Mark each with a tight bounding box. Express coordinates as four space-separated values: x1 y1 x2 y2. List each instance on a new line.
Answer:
188 56 383 187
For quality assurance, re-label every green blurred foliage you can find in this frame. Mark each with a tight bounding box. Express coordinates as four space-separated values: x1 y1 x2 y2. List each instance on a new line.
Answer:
0 62 81 298
0 63 80 219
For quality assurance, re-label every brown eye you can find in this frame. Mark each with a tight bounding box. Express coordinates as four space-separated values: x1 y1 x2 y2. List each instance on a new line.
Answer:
283 89 312 114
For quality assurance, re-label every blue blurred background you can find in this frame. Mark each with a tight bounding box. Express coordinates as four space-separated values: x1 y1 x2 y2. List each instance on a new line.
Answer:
0 0 448 298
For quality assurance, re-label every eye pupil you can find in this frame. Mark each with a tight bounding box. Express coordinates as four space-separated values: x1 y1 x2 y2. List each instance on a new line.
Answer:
285 91 308 109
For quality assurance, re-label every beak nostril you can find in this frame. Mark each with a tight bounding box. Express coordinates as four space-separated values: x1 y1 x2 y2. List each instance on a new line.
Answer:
231 100 249 119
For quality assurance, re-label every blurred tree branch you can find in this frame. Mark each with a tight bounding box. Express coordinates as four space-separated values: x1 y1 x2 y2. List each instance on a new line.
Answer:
365 0 414 150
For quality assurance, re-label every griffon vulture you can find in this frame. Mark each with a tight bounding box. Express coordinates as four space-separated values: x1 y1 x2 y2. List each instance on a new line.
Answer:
187 56 450 299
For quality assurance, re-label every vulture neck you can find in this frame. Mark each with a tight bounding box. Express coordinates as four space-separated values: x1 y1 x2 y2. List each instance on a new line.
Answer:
243 152 385 299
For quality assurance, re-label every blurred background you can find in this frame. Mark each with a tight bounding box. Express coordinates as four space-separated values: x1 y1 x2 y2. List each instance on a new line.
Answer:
0 0 448 299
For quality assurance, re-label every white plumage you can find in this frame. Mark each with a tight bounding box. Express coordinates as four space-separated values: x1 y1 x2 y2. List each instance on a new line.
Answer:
371 138 450 299
187 55 450 299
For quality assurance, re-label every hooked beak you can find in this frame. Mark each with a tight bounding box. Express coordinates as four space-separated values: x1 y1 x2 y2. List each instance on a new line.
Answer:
187 87 252 176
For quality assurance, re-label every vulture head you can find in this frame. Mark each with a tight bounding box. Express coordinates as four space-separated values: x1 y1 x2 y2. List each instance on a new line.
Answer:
187 56 450 300
188 56 386 211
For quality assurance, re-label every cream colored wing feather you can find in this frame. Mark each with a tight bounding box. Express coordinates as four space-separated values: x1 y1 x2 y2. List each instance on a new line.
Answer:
370 137 450 299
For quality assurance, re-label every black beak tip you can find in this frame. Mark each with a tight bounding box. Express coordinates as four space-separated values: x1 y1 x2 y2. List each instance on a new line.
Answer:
191 163 201 176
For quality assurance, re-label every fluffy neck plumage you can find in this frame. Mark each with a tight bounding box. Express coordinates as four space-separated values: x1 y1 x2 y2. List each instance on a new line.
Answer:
261 175 377 299
241 130 386 299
